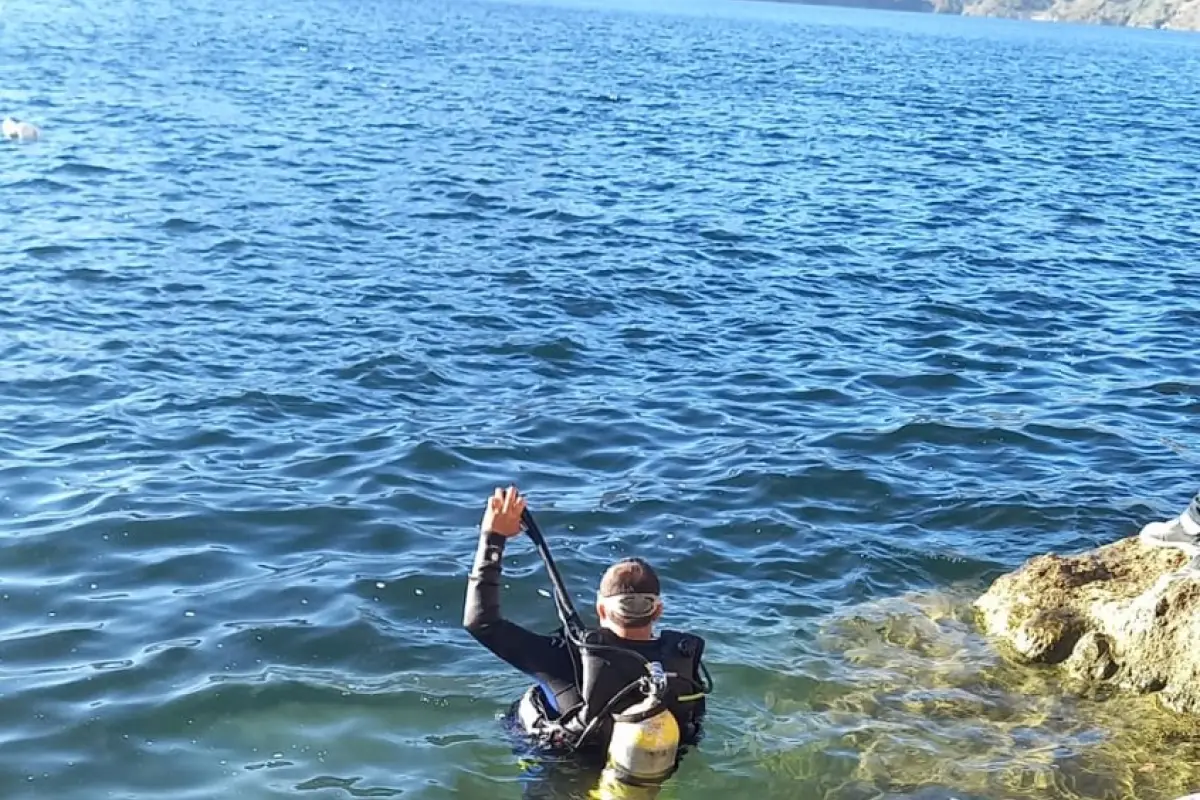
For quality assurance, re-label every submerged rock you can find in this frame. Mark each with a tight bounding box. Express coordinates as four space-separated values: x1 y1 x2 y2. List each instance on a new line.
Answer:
975 537 1200 714
748 585 1200 800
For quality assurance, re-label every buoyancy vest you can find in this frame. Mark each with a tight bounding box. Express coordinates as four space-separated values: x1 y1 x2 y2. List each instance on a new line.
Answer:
519 628 707 754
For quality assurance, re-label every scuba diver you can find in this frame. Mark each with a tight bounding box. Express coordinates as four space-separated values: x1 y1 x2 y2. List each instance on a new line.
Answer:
463 485 712 795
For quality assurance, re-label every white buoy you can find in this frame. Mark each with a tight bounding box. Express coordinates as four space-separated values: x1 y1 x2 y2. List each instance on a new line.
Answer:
2 117 40 141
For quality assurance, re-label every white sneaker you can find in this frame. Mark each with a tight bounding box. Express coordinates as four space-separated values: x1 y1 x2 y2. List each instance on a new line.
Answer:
1139 492 1200 555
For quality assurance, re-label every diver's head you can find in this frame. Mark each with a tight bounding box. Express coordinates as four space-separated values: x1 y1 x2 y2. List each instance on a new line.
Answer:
596 557 663 640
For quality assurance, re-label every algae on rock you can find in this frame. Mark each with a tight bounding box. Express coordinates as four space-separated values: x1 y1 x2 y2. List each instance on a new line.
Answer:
740 585 1200 800
975 537 1200 715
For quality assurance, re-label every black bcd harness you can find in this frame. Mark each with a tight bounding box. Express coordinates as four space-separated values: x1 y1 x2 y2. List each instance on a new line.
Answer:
514 508 713 756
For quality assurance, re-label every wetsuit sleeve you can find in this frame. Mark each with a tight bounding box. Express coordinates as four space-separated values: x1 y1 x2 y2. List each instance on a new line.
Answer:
462 531 577 685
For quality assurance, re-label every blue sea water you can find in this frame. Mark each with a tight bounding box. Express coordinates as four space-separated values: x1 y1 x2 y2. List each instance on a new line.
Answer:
2 0 1199 797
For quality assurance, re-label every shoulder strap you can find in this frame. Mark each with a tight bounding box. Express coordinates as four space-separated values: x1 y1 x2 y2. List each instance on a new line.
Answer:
658 630 705 670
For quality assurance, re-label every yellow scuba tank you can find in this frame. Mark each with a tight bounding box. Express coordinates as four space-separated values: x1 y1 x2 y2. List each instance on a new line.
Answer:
600 675 680 789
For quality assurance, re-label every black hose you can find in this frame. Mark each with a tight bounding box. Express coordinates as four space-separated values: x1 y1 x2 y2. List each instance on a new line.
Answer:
521 508 586 639
521 506 711 699
567 678 647 752
700 662 714 693
522 509 661 666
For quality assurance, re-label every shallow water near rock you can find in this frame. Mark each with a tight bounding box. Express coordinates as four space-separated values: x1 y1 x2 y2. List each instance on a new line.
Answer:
2 0 1199 797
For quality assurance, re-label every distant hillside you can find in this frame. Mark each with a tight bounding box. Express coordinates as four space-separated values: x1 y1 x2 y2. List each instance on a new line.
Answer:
785 0 1200 30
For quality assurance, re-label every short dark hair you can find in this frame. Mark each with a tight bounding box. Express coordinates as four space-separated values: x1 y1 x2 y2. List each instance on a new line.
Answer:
599 557 660 597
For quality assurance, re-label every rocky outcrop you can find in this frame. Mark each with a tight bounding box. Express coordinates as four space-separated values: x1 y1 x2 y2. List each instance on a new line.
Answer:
752 585 1200 800
783 0 1200 31
950 0 1200 30
975 537 1200 715
791 0 940 11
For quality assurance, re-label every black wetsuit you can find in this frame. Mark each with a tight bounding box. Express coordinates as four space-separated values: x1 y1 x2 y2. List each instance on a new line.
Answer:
463 531 582 713
462 531 706 723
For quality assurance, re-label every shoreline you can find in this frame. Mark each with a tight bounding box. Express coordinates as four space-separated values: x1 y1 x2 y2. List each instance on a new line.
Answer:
758 0 1200 32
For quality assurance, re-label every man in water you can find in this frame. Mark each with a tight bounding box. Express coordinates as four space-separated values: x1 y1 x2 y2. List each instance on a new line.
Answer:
463 485 709 763
1140 489 1200 576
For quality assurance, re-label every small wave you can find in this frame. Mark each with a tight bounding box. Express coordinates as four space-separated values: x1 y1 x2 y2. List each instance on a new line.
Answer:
522 207 595 223
49 162 123 177
709 246 780 264
852 370 985 397
512 232 561 247
2 177 79 193
63 266 129 284
409 209 487 222
22 243 86 259
443 190 509 209
1057 209 1108 226
1140 380 1200 397
161 217 220 233
331 215 383 232
157 281 206 294
1 623 108 667
156 389 355 421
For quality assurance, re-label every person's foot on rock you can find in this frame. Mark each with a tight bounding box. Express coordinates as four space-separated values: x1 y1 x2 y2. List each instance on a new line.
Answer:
1139 491 1200 555
1172 553 1200 581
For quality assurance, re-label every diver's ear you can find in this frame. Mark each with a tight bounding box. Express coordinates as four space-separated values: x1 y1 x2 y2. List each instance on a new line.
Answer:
596 601 607 624
651 602 664 622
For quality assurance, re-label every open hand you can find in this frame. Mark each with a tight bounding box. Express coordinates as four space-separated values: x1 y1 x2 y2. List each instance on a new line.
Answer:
481 485 526 537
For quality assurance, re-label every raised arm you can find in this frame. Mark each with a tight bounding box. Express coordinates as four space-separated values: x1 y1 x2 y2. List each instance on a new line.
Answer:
462 486 578 692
